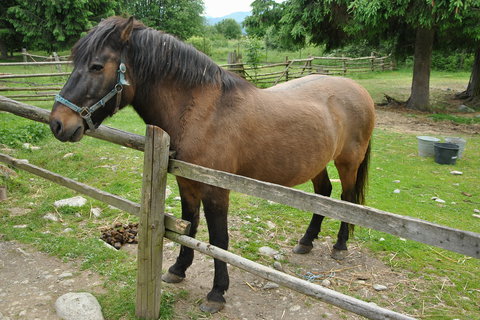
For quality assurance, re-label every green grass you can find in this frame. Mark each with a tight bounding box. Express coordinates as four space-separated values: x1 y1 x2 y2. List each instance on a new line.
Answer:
430 113 480 124
0 63 479 319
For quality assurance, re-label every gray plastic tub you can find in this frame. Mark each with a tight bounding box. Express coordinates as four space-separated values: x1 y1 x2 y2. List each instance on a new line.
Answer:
417 136 440 157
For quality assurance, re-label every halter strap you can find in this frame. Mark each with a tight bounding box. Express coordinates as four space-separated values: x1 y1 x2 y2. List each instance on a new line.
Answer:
55 59 129 131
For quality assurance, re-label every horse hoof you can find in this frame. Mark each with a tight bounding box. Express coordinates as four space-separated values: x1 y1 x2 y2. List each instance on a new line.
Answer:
161 272 185 283
331 248 348 260
293 243 313 254
199 300 225 313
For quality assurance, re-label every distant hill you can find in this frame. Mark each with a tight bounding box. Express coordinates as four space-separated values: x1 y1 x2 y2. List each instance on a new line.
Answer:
206 11 250 25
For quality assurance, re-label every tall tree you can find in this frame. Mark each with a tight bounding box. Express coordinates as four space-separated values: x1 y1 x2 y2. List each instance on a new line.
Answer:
251 0 480 111
215 19 242 39
127 0 205 40
7 0 116 52
244 0 284 38
0 0 21 58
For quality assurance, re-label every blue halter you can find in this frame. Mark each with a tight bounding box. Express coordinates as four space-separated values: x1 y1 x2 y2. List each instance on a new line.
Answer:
55 62 129 131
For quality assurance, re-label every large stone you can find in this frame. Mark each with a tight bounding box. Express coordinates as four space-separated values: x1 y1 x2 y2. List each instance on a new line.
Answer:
55 292 104 320
54 196 87 208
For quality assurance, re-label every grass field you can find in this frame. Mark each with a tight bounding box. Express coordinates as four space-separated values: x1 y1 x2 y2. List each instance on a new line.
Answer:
1 66 479 319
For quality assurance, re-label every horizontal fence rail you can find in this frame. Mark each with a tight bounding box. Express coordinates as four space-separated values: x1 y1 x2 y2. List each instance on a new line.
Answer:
0 153 190 236
166 231 415 320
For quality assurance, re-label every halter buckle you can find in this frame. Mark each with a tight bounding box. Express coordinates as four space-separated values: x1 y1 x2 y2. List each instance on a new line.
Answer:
79 107 92 118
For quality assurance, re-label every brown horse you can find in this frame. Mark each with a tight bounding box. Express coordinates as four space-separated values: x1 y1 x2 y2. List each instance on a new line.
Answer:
50 17 375 313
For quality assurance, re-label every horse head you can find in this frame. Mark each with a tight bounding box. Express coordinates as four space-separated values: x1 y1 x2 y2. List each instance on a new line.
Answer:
50 17 136 142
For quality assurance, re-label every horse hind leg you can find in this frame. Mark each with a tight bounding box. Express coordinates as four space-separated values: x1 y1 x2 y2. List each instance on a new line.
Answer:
293 169 331 254
332 143 370 260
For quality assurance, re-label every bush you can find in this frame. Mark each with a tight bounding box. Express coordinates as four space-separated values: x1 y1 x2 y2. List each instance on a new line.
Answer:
0 122 50 148
431 51 473 72
186 36 213 56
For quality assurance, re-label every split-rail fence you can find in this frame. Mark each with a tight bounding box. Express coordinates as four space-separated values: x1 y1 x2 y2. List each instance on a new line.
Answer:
0 96 479 320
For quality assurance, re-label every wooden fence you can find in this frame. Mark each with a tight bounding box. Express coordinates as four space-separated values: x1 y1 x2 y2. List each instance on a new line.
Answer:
0 53 392 102
221 54 393 86
0 49 71 102
1 96 480 319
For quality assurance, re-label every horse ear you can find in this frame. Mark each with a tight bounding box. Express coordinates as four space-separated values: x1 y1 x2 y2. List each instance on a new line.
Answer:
120 16 134 44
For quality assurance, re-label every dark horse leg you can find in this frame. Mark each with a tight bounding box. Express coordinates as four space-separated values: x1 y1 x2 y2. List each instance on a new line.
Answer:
162 178 201 283
199 186 230 313
293 169 331 254
331 145 370 260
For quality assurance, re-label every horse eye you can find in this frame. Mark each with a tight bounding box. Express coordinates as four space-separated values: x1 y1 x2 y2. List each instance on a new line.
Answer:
89 64 104 72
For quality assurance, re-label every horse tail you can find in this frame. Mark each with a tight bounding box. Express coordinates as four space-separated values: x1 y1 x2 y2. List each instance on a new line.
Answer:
349 140 371 235
355 140 371 206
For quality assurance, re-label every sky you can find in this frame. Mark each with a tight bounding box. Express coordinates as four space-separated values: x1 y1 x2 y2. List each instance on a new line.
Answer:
203 0 253 17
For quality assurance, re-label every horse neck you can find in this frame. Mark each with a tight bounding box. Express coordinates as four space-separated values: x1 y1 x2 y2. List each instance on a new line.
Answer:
131 81 222 149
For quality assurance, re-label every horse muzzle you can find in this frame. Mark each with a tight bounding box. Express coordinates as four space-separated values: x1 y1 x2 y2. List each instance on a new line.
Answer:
49 105 86 142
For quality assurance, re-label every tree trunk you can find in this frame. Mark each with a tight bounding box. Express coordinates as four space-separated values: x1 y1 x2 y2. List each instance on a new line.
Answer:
0 39 7 60
406 27 435 111
466 46 480 98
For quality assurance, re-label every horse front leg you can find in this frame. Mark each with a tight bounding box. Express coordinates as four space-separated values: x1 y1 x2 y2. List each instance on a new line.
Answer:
162 178 201 283
199 186 230 313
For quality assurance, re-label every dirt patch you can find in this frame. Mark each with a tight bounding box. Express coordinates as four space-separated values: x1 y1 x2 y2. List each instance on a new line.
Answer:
0 240 105 320
375 107 480 136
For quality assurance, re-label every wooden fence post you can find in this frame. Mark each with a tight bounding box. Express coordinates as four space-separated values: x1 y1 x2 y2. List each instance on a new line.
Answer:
136 125 170 319
285 56 289 81
22 48 27 63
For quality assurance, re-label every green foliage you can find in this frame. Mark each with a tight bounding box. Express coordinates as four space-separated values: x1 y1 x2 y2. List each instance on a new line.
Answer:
0 122 50 148
186 36 213 56
244 36 264 70
125 0 205 40
430 113 480 124
431 50 474 71
6 0 116 52
214 18 242 40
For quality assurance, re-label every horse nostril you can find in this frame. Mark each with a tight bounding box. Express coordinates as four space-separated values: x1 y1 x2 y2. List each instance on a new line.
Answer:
50 119 63 136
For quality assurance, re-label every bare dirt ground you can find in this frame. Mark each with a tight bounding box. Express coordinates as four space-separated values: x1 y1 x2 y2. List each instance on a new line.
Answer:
1 108 478 320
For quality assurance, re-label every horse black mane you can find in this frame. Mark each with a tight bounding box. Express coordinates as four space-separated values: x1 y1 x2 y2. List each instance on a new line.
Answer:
72 17 248 91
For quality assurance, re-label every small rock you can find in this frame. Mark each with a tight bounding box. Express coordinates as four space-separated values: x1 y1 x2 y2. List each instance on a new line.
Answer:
474 209 480 213
473 214 480 219
55 292 104 320
273 253 283 261
267 200 276 205
90 207 102 218
13 224 28 229
458 104 475 113
43 213 59 222
392 180 400 183
273 261 284 272
63 228 74 233
259 246 279 257
63 153 75 158
379 237 385 242
450 170 463 175
393 189 401 194
165 187 172 199
54 196 87 208
263 282 280 290
174 196 181 201
289 305 301 312
373 284 388 291
59 272 73 279
321 279 331 287
435 198 446 204
266 220 276 229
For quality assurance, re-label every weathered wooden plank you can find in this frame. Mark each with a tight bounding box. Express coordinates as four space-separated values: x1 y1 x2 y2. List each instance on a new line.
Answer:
0 72 71 79
136 126 170 319
166 231 416 320
168 159 480 259
0 86 63 91
0 152 190 235
0 61 72 66
0 96 145 151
